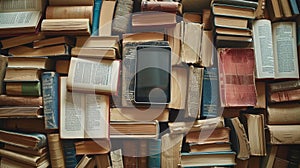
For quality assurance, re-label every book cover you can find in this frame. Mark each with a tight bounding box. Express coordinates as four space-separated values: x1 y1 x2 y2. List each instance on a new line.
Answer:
267 103 300 124
218 48 257 107
148 139 161 168
5 81 41 96
91 0 102 35
42 72 59 129
61 140 77 168
0 55 8 94
0 129 47 150
267 125 300 144
47 133 65 168
201 67 220 117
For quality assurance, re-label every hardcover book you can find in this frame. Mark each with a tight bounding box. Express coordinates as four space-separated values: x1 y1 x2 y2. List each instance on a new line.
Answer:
218 48 257 107
42 72 59 129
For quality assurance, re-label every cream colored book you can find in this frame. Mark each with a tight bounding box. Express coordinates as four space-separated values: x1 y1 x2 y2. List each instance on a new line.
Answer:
67 57 121 94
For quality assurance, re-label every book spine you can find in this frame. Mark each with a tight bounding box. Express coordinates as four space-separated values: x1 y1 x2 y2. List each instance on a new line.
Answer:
62 140 77 168
47 133 65 168
0 95 43 106
148 139 161 168
42 72 59 129
0 56 8 95
5 82 41 96
289 0 300 14
201 67 220 118
92 0 103 35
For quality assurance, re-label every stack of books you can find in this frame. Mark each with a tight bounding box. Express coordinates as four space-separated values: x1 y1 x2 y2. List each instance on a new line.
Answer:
211 0 258 47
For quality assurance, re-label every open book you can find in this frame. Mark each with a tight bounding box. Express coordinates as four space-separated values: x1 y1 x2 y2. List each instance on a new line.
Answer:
67 57 121 95
252 19 299 79
60 77 110 139
0 0 46 36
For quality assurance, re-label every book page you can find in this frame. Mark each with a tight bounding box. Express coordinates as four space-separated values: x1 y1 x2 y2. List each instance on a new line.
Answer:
67 58 119 94
272 22 299 78
84 94 109 139
0 0 42 12
60 77 85 138
252 19 275 78
0 11 41 29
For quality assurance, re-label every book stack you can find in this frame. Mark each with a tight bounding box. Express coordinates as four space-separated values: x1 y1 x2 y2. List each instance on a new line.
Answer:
0 129 50 168
178 117 237 167
268 0 300 21
211 0 258 47
266 81 300 146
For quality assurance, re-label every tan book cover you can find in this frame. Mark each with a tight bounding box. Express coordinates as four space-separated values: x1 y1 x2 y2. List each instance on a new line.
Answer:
161 133 183 168
0 33 45 49
268 125 300 144
75 140 110 155
47 134 65 168
267 103 300 124
167 65 188 110
0 95 42 107
33 36 75 48
186 127 230 144
4 68 41 82
99 1 116 36
110 107 169 122
48 0 93 6
9 45 68 57
7 57 55 70
0 55 8 94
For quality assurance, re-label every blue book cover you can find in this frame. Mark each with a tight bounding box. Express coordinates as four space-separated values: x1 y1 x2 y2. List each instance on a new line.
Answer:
148 139 161 168
42 72 59 129
62 140 77 168
289 0 300 14
92 0 103 36
201 67 220 118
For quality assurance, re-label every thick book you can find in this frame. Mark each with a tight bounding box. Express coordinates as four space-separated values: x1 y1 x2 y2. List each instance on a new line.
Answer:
8 44 69 57
0 33 45 49
167 65 188 110
244 113 266 156
201 67 220 117
47 134 65 168
141 1 180 13
33 36 75 48
48 0 94 6
252 19 299 79
60 77 110 139
45 6 93 24
218 48 257 107
67 57 121 95
189 142 232 153
181 21 203 65
132 11 177 32
226 117 250 160
5 81 41 96
7 57 55 70
268 79 300 93
267 103 300 124
41 19 91 36
185 127 231 144
0 149 50 167
214 16 250 29
161 133 183 168
180 151 236 167
110 107 169 122
0 106 43 118
0 129 47 150
185 66 204 118
42 72 59 129
75 140 110 155
110 121 159 139
4 68 42 82
61 140 77 168
267 125 300 144
212 3 256 19
4 144 47 156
